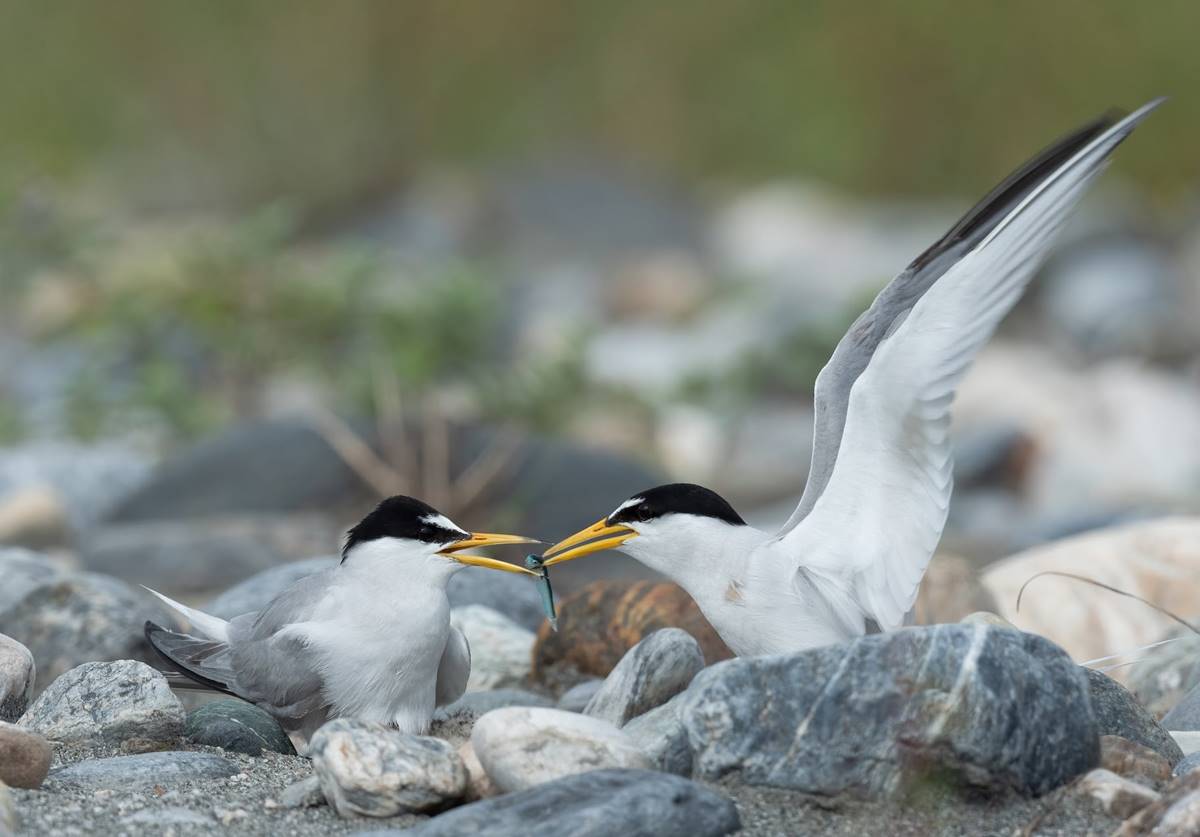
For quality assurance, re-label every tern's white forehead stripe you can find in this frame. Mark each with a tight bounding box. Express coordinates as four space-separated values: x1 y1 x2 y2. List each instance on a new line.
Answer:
611 497 644 519
422 513 466 535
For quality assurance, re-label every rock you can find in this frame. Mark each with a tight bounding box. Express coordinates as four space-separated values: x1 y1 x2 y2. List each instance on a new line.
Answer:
205 556 336 619
0 722 51 789
605 250 712 323
457 740 497 800
1088 669 1182 765
1162 679 1200 733
952 423 1037 492
584 628 704 727
472 706 651 793
1101 736 1172 785
0 780 13 835
910 554 999 625
19 660 183 745
279 775 325 809
1115 770 1200 835
185 699 294 756
533 581 732 681
623 693 692 775
683 624 1097 799
980 517 1200 665
449 606 535 691
1172 732 1200 756
401 768 740 837
310 719 467 817
82 515 341 593
0 635 34 722
557 679 603 712
1175 751 1200 777
446 570 545 633
958 611 1015 629
0 548 148 691
434 689 553 722
1127 630 1200 719
48 751 238 789
1076 768 1160 818
0 484 69 549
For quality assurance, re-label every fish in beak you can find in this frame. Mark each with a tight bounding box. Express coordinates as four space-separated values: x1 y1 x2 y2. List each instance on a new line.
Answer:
541 518 638 566
440 533 542 575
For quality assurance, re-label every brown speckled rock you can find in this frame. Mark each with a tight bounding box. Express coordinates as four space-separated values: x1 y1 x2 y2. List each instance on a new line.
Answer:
1101 736 1172 785
0 722 52 789
1116 769 1200 835
532 581 732 680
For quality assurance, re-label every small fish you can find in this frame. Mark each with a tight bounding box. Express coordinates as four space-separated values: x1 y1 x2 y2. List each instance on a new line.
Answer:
525 554 558 632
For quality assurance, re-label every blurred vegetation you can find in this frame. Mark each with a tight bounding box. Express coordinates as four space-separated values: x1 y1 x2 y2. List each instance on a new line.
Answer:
0 1 1194 216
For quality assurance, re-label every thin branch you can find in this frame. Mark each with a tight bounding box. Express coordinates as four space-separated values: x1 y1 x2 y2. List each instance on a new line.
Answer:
452 428 523 512
309 409 404 498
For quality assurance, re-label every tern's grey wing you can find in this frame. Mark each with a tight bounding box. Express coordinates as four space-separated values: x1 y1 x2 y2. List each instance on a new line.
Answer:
776 109 1123 537
435 625 471 707
780 101 1159 632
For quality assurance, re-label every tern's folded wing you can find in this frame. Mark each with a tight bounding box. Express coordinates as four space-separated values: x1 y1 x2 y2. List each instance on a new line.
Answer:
777 101 1160 631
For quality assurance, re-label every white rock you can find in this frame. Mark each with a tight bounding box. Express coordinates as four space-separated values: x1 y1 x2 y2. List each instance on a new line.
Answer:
19 660 184 745
1076 768 1159 818
0 779 15 836
584 628 704 727
0 634 34 723
457 739 497 800
472 706 651 793
450 605 535 691
310 719 467 818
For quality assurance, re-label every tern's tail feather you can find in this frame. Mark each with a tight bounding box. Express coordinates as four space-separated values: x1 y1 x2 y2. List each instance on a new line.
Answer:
145 620 238 695
142 585 230 642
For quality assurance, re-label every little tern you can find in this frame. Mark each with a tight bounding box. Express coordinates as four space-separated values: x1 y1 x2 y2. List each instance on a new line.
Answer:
143 495 537 751
541 100 1161 657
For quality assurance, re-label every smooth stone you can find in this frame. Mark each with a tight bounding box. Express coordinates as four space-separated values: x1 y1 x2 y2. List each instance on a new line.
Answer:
122 806 213 826
310 719 467 818
48 751 238 789
0 722 52 789
1174 751 1200 777
557 680 603 712
1088 669 1183 765
0 780 14 836
0 548 148 691
0 484 69 549
1076 768 1160 818
434 689 553 722
472 707 651 793
1170 731 1200 756
280 775 325 809
205 556 335 619
185 699 294 756
584 628 704 727
457 740 497 800
400 768 740 837
1162 678 1200 733
622 692 692 775
1115 769 1200 835
683 624 1097 799
0 634 34 722
20 660 184 745
1128 630 1200 719
1100 736 1172 785
449 606 535 691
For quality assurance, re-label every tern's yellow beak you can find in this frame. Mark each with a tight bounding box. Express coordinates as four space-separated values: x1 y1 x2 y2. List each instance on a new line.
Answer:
440 532 541 575
541 518 637 566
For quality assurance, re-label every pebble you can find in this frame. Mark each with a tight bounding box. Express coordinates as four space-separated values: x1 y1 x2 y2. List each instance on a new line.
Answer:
557 679 603 712
185 699 294 756
20 660 184 745
584 627 703 727
471 706 651 793
1101 736 1173 786
449 606 535 691
622 692 692 775
0 634 34 723
47 751 239 790
279 775 325 809
1115 770 1200 835
1088 669 1182 765
309 719 467 818
1076 768 1160 818
400 768 740 837
0 722 52 789
682 624 1098 799
433 689 553 721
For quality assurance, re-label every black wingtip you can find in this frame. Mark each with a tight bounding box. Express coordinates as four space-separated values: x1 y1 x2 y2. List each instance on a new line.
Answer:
143 620 234 694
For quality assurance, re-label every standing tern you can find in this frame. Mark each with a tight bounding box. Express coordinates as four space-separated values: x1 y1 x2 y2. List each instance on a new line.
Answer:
144 495 537 752
541 100 1162 657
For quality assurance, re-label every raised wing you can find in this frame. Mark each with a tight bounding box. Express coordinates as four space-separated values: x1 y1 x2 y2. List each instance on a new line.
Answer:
779 108 1124 535
777 100 1160 631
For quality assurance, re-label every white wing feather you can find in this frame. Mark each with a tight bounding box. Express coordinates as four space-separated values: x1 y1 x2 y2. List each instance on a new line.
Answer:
778 101 1160 631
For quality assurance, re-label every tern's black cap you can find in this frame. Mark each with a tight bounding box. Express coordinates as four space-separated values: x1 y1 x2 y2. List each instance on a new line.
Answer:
342 495 468 560
607 483 745 527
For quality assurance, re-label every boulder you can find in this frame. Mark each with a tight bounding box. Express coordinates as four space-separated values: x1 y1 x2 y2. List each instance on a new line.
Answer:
584 628 704 727
683 624 1097 799
0 635 34 722
449 606 535 691
0 722 51 789
185 699 294 756
1087 669 1182 765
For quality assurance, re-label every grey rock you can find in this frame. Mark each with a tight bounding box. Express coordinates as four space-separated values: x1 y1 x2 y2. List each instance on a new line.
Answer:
472 706 651 793
623 693 692 775
401 768 740 837
310 719 466 818
20 660 183 745
48 751 238 789
0 549 148 691
683 624 1098 799
1174 751 1200 777
557 679 603 712
280 775 325 808
82 516 340 593
585 628 704 727
434 689 553 722
1087 668 1182 765
450 606 535 691
0 722 51 789
445 570 544 632
0 780 13 836
0 634 34 722
122 806 213 826
205 556 336 619
185 699 294 756
1127 631 1200 719
1162 679 1200 734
